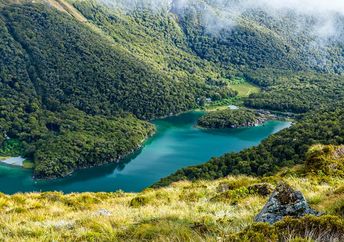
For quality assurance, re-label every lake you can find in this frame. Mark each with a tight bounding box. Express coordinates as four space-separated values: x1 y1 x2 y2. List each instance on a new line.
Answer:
0 111 291 194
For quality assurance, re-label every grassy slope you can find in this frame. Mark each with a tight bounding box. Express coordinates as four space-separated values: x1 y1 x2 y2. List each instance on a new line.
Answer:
228 82 260 97
0 165 343 241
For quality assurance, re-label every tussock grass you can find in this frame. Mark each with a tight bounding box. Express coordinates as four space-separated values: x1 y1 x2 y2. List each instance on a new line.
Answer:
0 171 343 241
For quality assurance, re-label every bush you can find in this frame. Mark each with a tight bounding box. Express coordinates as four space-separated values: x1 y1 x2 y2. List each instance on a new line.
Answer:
229 215 344 242
305 145 344 177
129 196 151 208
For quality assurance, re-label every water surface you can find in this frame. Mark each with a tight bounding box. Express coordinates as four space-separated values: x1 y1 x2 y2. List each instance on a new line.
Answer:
0 112 290 194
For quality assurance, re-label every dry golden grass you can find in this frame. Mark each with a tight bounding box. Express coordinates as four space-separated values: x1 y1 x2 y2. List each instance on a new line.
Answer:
0 172 342 241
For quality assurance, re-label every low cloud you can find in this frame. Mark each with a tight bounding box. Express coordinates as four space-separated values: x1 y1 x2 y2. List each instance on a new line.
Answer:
99 0 344 42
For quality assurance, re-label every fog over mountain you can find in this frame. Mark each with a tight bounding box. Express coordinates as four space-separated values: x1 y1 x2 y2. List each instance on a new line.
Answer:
99 0 344 42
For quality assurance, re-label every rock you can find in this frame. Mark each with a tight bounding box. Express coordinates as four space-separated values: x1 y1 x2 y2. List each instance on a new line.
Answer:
217 182 233 193
37 220 75 229
96 209 112 217
334 146 344 158
248 183 274 196
255 182 319 224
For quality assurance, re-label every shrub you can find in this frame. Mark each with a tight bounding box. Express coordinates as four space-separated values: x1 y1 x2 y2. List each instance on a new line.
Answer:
305 145 344 177
227 222 278 242
129 196 150 208
275 215 344 241
329 199 344 217
211 187 251 204
229 215 344 242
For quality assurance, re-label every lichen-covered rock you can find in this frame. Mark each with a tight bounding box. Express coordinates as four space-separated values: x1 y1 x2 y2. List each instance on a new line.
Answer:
255 182 319 224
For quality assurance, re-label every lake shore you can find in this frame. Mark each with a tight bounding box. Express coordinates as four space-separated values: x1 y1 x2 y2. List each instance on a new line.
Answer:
0 157 25 167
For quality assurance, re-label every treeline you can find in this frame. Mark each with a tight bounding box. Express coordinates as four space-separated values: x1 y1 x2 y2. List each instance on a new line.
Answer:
244 71 344 113
153 107 344 187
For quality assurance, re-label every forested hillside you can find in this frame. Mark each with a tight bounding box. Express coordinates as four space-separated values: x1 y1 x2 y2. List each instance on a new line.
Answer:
0 2 211 119
155 106 344 187
0 0 233 178
1 0 344 179
174 0 344 74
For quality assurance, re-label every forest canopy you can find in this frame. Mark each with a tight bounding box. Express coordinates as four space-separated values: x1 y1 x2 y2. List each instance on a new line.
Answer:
1 0 344 179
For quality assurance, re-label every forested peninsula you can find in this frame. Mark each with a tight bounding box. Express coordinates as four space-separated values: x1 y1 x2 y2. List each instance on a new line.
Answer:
198 109 268 129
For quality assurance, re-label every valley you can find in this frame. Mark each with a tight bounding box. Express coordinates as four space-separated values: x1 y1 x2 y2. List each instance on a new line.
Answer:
0 0 343 241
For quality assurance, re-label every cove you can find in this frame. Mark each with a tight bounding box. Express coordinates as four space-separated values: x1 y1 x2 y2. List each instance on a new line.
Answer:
0 111 291 194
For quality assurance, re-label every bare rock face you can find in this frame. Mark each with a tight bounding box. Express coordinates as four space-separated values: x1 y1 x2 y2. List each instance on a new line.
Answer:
255 182 319 224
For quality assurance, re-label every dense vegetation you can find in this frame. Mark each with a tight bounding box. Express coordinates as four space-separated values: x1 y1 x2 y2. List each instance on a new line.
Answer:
198 109 265 129
175 0 344 74
0 139 23 157
244 71 344 113
31 109 155 179
0 0 233 178
1 104 155 178
0 157 343 241
154 107 344 187
1 0 344 182
0 1 343 240
0 2 208 120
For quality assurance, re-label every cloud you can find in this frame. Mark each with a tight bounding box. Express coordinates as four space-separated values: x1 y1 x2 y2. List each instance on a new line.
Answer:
98 0 344 41
250 0 344 15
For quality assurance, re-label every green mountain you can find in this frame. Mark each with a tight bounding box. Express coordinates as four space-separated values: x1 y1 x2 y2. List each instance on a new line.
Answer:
0 0 343 180
174 0 344 72
0 0 234 177
0 0 344 241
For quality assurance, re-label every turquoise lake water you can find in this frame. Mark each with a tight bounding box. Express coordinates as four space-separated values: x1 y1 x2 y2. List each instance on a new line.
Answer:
0 111 291 194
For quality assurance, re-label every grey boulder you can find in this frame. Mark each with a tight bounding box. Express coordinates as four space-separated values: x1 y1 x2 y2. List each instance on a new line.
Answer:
255 182 319 224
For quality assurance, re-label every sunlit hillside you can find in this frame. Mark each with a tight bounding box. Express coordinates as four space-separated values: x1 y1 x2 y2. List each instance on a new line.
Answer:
1 145 343 241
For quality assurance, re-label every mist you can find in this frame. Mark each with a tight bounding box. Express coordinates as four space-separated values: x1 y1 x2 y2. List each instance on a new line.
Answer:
98 0 344 42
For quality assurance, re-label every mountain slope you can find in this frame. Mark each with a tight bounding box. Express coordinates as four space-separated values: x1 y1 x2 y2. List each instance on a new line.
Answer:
0 0 231 178
155 106 344 187
0 2 205 119
0 162 343 241
1 0 344 180
173 0 344 74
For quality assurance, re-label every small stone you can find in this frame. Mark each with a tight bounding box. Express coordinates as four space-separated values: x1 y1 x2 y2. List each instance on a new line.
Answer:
255 182 319 224
39 220 75 229
96 209 112 217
